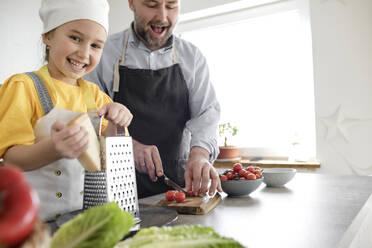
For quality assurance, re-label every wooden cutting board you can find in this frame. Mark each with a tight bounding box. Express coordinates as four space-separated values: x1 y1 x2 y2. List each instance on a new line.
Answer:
157 193 221 215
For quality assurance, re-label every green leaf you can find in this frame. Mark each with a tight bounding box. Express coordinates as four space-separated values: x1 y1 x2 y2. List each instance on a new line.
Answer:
115 225 244 248
51 202 134 248
218 122 238 146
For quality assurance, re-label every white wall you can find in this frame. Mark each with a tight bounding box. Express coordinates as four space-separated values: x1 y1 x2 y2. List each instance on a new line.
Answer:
0 0 43 83
107 0 244 34
1 0 372 175
310 0 372 175
179 0 242 13
108 0 132 34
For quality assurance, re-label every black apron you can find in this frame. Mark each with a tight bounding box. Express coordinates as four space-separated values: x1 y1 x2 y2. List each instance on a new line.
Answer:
113 32 190 198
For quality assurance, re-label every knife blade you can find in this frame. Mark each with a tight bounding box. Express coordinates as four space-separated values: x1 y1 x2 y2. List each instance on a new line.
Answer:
159 175 187 194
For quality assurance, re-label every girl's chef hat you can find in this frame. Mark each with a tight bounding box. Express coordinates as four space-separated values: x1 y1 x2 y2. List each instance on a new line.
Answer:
39 0 109 34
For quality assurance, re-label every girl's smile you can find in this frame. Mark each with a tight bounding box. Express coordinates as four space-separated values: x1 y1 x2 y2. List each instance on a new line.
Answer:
67 58 88 73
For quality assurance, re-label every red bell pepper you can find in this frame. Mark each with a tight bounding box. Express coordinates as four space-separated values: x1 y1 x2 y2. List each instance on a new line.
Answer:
0 166 39 247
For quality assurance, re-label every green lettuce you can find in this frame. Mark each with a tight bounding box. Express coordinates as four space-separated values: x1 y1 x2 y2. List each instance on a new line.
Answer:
51 202 135 248
115 225 244 248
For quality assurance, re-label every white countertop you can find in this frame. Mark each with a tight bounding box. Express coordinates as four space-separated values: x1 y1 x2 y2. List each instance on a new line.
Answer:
139 173 372 248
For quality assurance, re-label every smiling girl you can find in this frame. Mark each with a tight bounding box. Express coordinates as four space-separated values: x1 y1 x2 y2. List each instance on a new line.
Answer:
0 0 132 220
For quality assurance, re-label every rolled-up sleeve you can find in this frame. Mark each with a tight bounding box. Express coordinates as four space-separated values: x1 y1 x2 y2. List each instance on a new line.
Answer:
186 48 220 162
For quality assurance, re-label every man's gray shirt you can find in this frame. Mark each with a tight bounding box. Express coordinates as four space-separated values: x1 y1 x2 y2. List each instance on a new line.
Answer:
85 27 220 161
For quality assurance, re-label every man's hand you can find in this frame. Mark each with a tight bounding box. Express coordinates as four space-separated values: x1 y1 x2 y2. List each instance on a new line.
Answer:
132 139 163 182
184 147 222 196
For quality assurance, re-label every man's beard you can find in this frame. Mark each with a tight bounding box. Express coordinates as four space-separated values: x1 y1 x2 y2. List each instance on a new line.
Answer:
133 11 174 50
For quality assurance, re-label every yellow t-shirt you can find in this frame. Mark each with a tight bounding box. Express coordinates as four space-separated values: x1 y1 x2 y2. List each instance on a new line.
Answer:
0 66 112 157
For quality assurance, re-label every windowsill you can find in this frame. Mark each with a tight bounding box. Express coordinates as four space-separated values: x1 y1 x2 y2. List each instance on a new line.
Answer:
214 158 320 171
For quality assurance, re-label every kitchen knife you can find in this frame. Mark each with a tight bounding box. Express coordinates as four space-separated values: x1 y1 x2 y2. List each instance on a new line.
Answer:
159 175 187 194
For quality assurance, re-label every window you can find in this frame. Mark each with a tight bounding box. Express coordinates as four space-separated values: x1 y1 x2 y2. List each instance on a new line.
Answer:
177 0 315 160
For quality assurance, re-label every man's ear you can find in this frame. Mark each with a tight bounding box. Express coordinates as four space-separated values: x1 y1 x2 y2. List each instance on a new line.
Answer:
128 0 134 11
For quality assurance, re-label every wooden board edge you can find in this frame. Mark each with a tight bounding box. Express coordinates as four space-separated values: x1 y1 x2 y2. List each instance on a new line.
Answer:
198 193 222 215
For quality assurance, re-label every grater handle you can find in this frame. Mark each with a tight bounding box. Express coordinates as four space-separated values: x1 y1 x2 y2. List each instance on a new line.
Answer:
116 125 130 137
99 115 130 137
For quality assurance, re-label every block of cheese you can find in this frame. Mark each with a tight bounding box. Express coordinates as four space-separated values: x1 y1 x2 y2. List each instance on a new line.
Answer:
68 113 101 172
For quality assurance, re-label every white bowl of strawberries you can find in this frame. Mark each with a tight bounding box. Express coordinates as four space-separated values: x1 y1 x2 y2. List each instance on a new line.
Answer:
219 163 263 196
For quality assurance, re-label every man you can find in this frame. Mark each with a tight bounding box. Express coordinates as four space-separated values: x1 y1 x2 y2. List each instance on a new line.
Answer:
86 0 222 198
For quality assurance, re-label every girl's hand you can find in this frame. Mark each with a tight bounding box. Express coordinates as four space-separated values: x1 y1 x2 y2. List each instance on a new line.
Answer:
51 121 89 159
98 103 133 127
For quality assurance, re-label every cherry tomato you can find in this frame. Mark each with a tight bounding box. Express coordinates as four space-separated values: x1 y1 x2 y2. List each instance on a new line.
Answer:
246 167 256 172
165 190 176 201
246 173 257 180
245 171 252 178
175 191 186 203
253 169 262 177
226 172 235 180
0 166 40 247
220 175 228 181
187 190 195 197
233 163 243 172
238 169 247 177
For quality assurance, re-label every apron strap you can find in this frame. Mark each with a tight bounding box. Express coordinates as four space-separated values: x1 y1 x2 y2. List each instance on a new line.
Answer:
113 31 179 93
113 60 120 93
25 72 54 115
173 43 179 64
113 32 130 92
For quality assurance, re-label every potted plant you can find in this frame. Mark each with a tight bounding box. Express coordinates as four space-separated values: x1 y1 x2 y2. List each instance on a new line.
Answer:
217 122 240 159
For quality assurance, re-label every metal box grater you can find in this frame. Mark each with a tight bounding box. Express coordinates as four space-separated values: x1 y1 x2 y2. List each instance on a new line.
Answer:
83 123 140 221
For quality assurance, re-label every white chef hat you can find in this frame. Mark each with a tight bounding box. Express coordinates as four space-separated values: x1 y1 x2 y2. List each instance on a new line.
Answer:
39 0 110 34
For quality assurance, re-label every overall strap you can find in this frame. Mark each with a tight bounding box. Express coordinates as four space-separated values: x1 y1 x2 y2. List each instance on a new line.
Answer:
113 31 130 92
25 72 54 115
